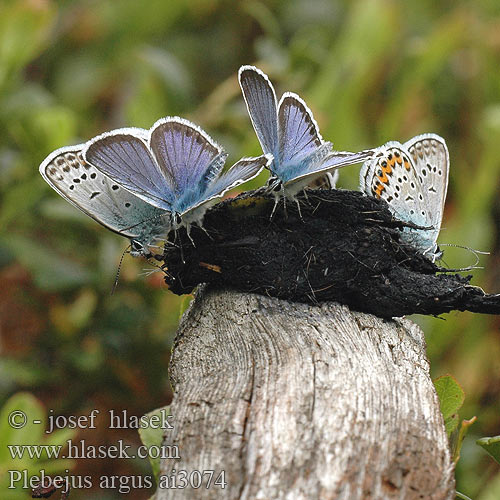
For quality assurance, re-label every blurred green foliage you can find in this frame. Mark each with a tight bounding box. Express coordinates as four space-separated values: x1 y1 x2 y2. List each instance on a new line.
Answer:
478 435 500 466
1 393 76 499
0 0 499 498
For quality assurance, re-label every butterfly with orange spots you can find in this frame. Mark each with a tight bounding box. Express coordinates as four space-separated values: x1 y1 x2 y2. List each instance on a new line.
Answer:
359 134 449 262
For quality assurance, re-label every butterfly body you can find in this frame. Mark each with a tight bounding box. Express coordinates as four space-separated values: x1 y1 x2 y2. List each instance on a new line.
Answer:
84 117 270 233
238 66 374 199
39 144 170 256
359 134 449 261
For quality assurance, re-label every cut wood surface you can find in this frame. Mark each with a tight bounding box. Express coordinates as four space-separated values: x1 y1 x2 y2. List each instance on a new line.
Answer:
157 287 455 500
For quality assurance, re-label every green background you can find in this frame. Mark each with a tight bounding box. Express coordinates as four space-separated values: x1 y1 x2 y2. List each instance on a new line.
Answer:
0 0 499 498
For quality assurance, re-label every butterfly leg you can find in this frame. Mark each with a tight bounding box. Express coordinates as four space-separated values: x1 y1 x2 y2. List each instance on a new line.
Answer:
173 228 186 264
198 222 214 241
283 195 288 218
294 198 304 221
185 224 197 247
269 194 280 220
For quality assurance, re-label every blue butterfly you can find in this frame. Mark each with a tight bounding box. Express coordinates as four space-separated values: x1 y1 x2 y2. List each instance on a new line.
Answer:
39 143 169 256
238 65 374 200
83 117 271 233
359 134 449 261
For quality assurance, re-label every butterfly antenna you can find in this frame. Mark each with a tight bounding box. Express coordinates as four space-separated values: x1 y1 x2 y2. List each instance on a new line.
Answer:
111 245 130 294
438 243 489 272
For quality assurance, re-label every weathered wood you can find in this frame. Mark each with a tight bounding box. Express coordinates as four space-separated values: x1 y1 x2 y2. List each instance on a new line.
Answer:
157 287 455 500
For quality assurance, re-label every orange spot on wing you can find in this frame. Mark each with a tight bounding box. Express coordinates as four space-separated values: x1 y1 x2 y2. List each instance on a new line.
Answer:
374 183 385 198
377 173 388 184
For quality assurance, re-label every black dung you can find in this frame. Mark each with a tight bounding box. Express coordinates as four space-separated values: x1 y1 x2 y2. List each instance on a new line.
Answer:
160 189 499 318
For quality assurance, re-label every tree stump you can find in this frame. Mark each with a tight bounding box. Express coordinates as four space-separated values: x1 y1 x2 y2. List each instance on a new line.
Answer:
156 287 455 500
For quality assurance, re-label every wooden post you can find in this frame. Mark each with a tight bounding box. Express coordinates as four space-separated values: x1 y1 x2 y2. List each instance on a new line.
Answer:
156 287 455 500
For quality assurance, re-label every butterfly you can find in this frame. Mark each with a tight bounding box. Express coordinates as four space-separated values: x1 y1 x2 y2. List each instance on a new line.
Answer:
238 65 374 199
83 117 270 234
39 143 170 256
359 133 449 262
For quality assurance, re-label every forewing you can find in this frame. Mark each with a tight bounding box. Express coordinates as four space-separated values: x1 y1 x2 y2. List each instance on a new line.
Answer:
39 145 169 243
277 93 323 174
404 133 449 235
150 117 223 198
238 65 279 156
84 129 173 211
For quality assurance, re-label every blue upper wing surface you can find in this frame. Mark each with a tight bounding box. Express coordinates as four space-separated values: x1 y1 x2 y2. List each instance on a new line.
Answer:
277 93 323 175
150 118 224 197
84 130 174 211
238 66 279 159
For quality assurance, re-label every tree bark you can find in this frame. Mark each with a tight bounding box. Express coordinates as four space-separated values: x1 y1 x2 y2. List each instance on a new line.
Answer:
156 287 455 500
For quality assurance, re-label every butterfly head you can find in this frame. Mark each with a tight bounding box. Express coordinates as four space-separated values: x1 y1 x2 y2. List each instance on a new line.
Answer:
130 239 147 257
172 212 183 227
266 176 284 199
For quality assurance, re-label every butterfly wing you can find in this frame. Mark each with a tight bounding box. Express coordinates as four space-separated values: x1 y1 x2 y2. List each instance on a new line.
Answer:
286 148 375 186
359 141 440 255
277 93 323 174
277 93 373 187
39 145 169 246
84 128 174 211
178 154 270 225
238 65 279 158
404 133 449 238
203 154 270 200
149 117 224 201
307 171 338 189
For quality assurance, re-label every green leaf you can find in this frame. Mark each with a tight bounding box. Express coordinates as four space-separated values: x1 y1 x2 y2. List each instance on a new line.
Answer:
445 413 460 436
178 294 193 320
138 406 170 482
434 374 465 436
453 417 476 464
477 435 500 465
